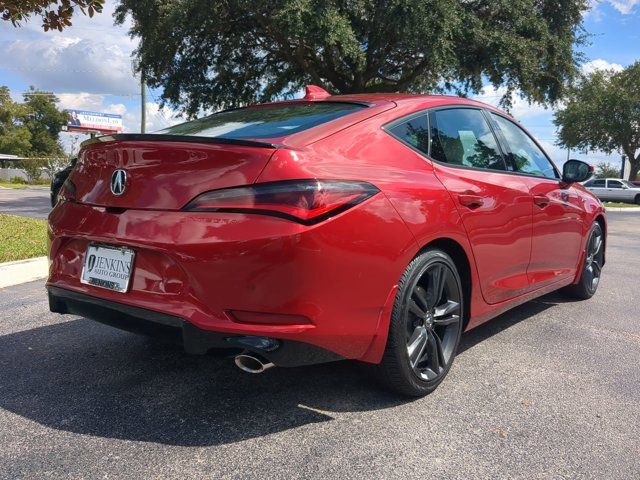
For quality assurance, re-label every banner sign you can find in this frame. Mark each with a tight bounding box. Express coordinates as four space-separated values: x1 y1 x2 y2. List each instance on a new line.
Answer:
66 109 123 134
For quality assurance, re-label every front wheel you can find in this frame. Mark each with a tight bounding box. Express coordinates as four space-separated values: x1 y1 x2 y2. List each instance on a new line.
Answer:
372 249 464 397
562 222 604 300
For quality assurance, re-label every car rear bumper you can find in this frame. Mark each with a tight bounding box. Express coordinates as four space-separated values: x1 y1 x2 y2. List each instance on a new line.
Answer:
47 285 343 366
47 198 416 363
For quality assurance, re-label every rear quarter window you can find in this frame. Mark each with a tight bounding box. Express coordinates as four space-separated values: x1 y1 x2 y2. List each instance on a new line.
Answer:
387 114 429 154
155 102 366 139
586 179 605 187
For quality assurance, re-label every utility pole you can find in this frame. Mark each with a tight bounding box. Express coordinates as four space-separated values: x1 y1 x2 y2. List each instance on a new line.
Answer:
140 70 147 134
621 155 626 179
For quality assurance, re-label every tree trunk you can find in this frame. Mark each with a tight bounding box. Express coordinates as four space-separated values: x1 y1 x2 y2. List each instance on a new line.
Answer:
629 160 639 181
625 149 640 181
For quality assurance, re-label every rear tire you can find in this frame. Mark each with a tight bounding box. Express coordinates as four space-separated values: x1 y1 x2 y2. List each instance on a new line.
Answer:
372 249 464 397
561 222 604 300
634 194 640 205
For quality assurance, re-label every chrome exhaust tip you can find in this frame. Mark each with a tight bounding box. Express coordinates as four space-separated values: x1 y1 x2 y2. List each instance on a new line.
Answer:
234 354 275 374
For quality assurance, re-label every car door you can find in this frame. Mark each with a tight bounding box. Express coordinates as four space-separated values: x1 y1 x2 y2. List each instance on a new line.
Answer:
606 179 627 202
489 113 585 289
585 179 607 200
426 108 534 304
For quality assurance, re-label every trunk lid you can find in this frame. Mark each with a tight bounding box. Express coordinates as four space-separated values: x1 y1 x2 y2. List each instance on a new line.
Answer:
71 135 277 210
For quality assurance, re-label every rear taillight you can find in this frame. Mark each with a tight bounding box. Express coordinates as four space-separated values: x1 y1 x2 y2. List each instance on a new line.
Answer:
59 178 77 203
183 179 379 225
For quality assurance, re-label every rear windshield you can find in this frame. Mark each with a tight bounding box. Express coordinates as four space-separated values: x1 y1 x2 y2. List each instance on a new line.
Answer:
155 102 366 139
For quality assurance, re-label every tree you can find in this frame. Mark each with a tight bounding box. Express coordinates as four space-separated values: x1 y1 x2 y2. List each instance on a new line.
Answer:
0 86 68 157
0 86 69 182
115 0 589 116
555 61 640 180
1 0 104 31
594 162 621 179
19 158 46 183
0 87 32 156
21 87 68 156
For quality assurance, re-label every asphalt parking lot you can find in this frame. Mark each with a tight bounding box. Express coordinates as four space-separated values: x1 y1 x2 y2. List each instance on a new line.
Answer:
1 211 639 479
0 187 51 219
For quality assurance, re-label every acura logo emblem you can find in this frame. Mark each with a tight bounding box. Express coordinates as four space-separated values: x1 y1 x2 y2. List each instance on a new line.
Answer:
110 169 127 196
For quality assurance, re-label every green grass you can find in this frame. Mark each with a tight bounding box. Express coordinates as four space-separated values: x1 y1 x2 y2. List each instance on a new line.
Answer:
603 201 639 208
0 214 48 263
0 181 29 189
0 182 50 189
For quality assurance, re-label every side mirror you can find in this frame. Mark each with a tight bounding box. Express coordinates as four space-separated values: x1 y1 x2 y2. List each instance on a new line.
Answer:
562 159 593 184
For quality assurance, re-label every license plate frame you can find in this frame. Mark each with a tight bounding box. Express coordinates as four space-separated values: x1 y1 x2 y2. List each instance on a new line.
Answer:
80 244 136 293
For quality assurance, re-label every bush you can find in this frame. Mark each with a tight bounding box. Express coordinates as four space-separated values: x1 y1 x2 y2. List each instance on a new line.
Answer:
10 176 27 184
595 162 621 179
31 178 51 185
18 158 47 183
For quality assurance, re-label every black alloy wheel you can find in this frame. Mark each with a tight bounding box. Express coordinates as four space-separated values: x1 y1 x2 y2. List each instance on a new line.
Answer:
562 222 604 300
373 249 464 397
582 223 604 294
405 261 462 381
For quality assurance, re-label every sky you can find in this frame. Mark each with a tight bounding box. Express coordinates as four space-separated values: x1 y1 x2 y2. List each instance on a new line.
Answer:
0 0 638 166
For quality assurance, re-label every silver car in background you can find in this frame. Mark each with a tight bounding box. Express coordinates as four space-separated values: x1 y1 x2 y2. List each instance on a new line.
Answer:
583 178 640 204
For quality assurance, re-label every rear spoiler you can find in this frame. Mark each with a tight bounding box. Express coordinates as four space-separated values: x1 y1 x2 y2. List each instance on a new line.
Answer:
80 133 281 149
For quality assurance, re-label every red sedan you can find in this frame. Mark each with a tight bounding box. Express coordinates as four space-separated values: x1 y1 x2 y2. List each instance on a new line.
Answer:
47 88 605 396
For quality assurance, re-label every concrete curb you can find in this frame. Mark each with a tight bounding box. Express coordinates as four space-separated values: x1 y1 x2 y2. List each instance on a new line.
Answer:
605 206 640 212
0 256 48 289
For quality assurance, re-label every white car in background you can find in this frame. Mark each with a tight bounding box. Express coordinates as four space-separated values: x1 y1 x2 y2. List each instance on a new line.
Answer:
583 178 640 204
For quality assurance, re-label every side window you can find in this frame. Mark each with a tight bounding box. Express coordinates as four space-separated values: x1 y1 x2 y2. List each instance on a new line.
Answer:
387 114 429 154
428 109 505 170
491 113 558 179
589 179 606 187
608 180 623 189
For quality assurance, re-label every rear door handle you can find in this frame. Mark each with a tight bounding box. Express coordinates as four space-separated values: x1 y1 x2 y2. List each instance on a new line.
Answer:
533 195 550 208
458 194 484 209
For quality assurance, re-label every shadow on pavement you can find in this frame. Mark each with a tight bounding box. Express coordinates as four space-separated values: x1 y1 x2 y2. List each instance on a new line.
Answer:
0 318 402 447
458 291 565 354
0 291 565 447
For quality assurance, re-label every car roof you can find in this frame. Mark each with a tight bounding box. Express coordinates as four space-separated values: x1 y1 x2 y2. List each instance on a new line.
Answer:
321 92 493 107
266 92 509 114
264 93 514 147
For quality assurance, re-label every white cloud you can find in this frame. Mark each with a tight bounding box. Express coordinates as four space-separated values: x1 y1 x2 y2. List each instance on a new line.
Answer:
586 0 639 17
116 101 182 134
0 36 139 95
581 59 624 74
472 86 550 119
607 0 639 14
133 102 183 133
584 1 604 20
56 92 107 111
0 1 138 96
104 103 127 116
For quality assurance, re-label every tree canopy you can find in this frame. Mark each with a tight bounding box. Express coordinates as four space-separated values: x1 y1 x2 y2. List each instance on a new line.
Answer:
21 88 68 155
116 0 589 116
0 87 32 156
594 162 621 179
0 86 68 157
1 0 103 31
555 61 640 180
